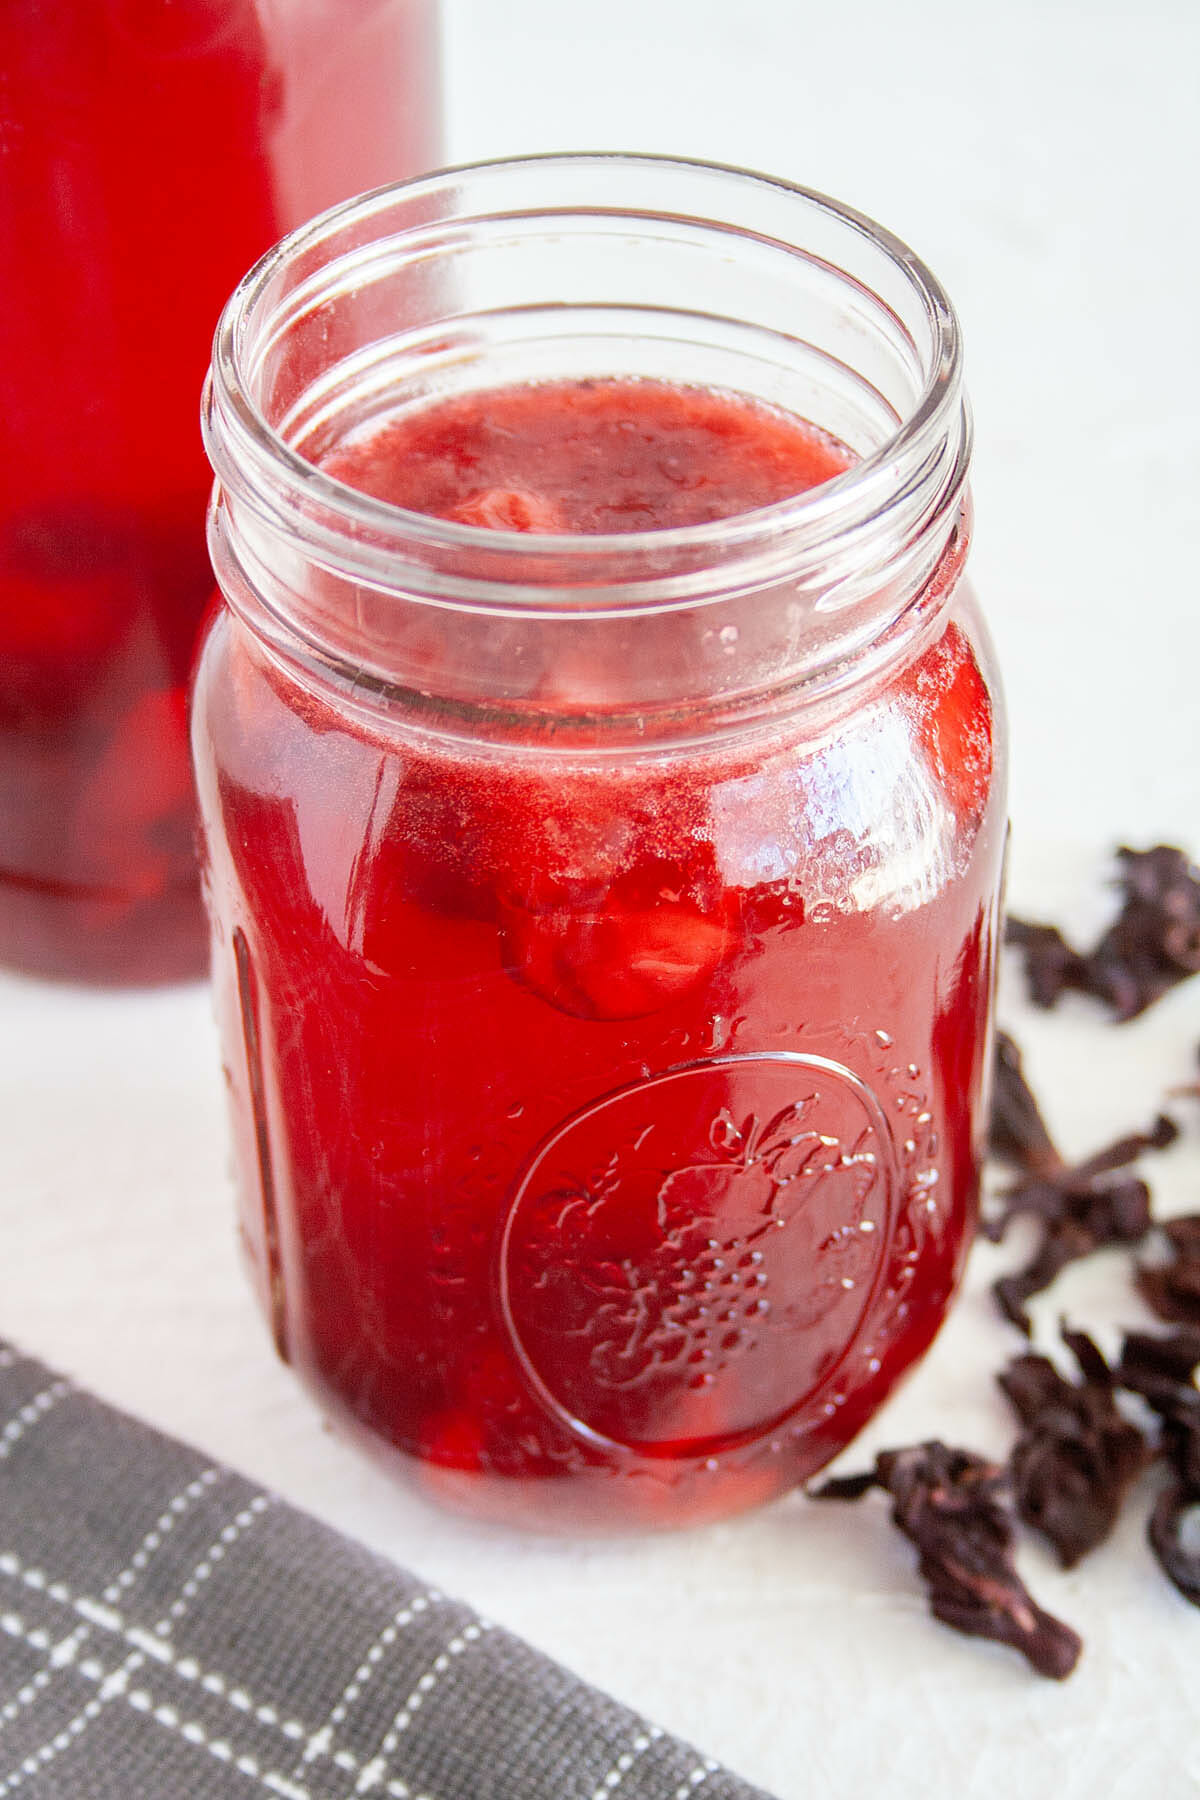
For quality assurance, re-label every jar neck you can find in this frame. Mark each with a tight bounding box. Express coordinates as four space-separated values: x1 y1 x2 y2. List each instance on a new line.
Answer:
204 154 971 745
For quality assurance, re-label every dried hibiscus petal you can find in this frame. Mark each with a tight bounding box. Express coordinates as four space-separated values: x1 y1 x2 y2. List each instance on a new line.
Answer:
1113 1328 1200 1609
1136 1215 1200 1328
989 1030 1058 1173
811 1441 1082 1678
984 1034 1176 1332
984 1035 1174 1244
998 1327 1152 1567
1116 1327 1200 1501
1004 920 1089 1011
1116 1324 1200 1401
993 1222 1107 1338
1148 1482 1200 1607
1008 844 1200 1022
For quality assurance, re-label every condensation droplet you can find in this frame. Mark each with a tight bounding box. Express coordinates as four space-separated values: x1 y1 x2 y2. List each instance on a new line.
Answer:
874 1028 894 1048
506 1102 525 1120
719 624 739 648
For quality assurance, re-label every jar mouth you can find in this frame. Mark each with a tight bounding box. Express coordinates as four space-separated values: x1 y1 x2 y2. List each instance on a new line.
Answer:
205 151 968 618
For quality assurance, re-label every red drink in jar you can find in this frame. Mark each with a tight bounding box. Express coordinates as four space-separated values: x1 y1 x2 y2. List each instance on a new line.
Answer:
0 0 440 982
195 159 1006 1529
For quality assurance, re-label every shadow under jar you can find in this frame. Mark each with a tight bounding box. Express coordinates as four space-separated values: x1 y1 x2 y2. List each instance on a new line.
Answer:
195 155 1007 1531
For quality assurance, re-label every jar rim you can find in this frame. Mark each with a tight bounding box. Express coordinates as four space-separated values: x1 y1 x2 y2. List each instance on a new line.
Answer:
205 151 967 615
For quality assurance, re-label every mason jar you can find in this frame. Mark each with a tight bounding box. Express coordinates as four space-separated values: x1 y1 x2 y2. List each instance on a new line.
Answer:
195 154 1007 1530
0 0 440 983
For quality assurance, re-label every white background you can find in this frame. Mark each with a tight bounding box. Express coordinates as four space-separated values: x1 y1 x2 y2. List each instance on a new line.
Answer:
3 3 1200 1795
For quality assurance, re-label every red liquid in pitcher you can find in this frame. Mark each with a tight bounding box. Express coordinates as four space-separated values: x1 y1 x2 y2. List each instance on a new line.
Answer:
196 378 1002 1528
0 1 438 981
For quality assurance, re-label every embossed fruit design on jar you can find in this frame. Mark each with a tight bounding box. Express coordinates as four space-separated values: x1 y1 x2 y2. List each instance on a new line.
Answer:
195 158 1006 1528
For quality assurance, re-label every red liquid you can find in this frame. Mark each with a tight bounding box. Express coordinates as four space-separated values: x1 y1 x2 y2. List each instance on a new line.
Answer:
195 378 1004 1529
329 378 857 530
0 1 439 983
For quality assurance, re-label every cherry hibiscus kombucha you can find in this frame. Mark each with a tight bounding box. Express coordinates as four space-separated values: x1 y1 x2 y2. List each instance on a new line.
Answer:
0 0 440 982
195 158 1007 1530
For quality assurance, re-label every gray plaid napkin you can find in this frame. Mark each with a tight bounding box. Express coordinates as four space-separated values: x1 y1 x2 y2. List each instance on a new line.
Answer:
0 1342 777 1800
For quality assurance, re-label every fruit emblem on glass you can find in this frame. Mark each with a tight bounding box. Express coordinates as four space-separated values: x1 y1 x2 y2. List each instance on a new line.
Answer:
500 1054 898 1456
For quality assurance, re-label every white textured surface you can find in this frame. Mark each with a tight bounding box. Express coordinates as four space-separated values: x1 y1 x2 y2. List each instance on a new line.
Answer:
3 4 1200 1795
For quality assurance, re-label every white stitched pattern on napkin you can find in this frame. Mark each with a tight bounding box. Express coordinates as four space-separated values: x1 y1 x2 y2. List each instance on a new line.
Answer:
0 1343 777 1800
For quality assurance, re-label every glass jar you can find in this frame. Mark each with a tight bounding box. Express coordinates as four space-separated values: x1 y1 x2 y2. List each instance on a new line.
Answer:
195 155 1007 1531
0 0 440 984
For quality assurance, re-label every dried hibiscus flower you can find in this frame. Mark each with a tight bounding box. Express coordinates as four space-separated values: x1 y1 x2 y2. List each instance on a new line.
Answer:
1008 844 1200 1022
811 1441 1082 1678
1136 1215 1200 1328
1115 1327 1200 1608
984 1033 1177 1334
998 1326 1152 1567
